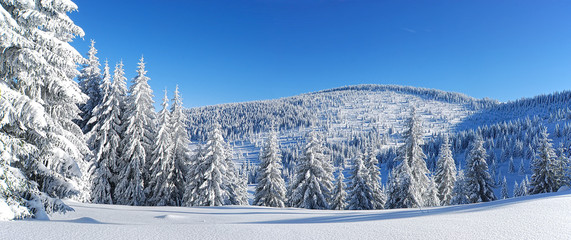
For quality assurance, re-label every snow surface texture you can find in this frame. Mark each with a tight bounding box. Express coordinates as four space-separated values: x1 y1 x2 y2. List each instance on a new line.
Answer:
2 191 570 239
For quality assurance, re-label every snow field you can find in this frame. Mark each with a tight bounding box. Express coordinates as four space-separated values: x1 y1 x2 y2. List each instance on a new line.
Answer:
2 190 570 240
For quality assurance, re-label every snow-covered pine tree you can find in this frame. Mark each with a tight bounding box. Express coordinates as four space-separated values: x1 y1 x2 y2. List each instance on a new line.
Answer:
288 131 334 209
88 62 118 204
508 157 515 174
450 170 469 205
114 57 155 206
184 127 228 206
226 166 249 205
347 155 375 210
464 136 496 203
77 40 102 133
434 135 457 205
529 129 566 194
519 177 529 196
555 147 571 188
254 130 287 207
386 157 416 208
501 177 509 199
145 90 177 206
1 0 90 217
330 168 347 210
513 181 522 198
518 159 526 175
490 157 499 184
169 85 191 203
364 147 386 209
109 61 128 192
386 108 437 208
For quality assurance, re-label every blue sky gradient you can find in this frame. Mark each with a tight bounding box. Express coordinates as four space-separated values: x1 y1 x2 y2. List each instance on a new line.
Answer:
71 0 571 108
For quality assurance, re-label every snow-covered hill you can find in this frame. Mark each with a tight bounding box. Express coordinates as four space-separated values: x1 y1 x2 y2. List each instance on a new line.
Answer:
187 84 498 144
187 85 571 143
182 84 571 206
2 190 570 239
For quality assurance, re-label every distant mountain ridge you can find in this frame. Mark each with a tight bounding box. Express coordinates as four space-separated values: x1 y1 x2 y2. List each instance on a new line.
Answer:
312 84 498 109
185 84 571 142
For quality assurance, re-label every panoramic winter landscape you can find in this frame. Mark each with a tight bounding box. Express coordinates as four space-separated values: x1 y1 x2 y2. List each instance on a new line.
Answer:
1 0 571 239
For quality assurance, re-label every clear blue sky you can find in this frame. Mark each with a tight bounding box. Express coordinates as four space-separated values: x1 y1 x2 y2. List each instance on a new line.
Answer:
71 0 571 108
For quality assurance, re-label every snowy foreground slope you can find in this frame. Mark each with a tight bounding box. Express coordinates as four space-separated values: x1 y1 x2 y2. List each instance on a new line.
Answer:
2 191 570 240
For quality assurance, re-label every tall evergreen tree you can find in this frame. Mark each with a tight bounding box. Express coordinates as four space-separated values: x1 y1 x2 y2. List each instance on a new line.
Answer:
88 62 117 204
254 131 287 207
513 181 522 198
364 147 386 209
520 176 529 196
169 86 191 203
501 177 509 199
330 168 348 210
450 170 469 205
386 157 416 208
434 135 457 205
146 90 178 206
109 61 128 192
184 127 232 206
78 40 102 133
114 57 155 206
347 155 375 210
225 158 249 205
508 157 515 174
464 136 496 203
288 131 334 209
0 0 89 218
386 108 437 208
518 159 526 175
530 129 568 194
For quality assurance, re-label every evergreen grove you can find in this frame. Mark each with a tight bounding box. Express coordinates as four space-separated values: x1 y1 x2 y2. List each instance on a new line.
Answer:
2 0 571 221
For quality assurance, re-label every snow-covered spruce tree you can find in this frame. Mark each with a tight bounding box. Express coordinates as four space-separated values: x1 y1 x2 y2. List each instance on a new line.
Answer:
530 129 567 194
227 166 248 205
464 136 496 203
508 157 515 174
520 176 529 196
450 170 469 205
168 85 191 203
114 57 156 206
434 135 457 205
184 126 247 206
490 156 499 184
254 130 287 207
1 0 91 217
555 147 571 187
88 62 118 204
330 168 347 210
288 131 334 209
386 108 438 208
513 181 522 198
146 90 176 206
184 128 227 206
364 147 385 209
501 177 509 199
77 40 102 133
108 61 128 195
518 159 526 175
347 155 375 210
386 157 416 208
